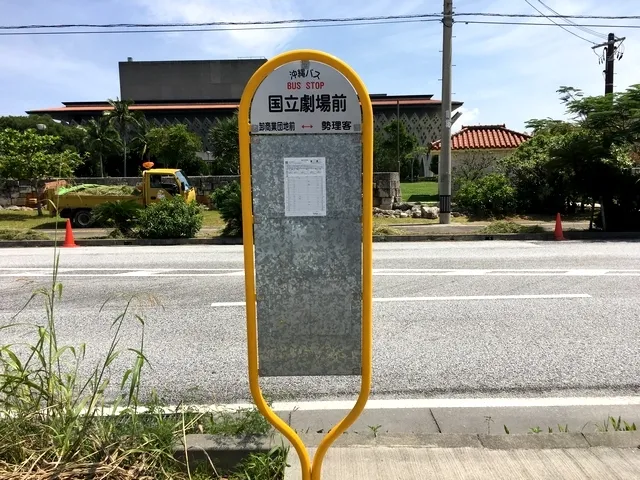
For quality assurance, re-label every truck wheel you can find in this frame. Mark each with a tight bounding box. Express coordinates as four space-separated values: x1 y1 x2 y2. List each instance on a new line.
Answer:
73 210 92 228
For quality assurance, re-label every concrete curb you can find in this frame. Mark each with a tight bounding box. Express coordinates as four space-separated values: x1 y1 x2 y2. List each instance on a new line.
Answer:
284 432 640 449
171 431 640 473
173 434 281 473
1 231 639 248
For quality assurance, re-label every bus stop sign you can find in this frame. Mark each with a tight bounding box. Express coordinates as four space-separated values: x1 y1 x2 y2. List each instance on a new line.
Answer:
240 55 372 378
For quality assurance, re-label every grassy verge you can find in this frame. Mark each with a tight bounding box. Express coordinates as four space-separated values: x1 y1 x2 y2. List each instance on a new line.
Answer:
374 216 469 225
400 181 438 203
0 209 225 230
373 224 405 236
0 228 50 240
0 252 286 479
481 221 546 234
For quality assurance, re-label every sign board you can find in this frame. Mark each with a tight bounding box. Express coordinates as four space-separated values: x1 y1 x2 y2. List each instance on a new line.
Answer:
239 50 373 479
251 60 361 135
243 58 370 378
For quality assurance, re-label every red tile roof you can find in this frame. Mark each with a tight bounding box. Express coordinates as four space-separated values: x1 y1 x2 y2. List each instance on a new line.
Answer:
431 124 531 151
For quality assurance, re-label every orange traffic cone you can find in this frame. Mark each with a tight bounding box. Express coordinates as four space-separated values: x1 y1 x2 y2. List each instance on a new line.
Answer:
63 219 78 248
554 213 565 241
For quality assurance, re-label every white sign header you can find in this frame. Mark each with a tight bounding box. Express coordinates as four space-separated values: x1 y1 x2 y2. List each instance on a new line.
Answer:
250 60 361 135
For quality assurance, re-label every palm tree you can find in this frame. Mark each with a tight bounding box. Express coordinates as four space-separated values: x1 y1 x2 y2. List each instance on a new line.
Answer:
130 112 151 165
84 117 119 177
105 98 136 176
208 113 240 175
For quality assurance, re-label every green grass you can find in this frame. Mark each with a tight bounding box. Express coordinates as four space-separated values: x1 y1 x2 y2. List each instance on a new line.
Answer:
0 208 225 230
0 210 66 229
0 228 50 240
373 224 405 236
481 221 546 234
0 248 286 479
375 215 469 225
400 181 438 203
201 209 225 228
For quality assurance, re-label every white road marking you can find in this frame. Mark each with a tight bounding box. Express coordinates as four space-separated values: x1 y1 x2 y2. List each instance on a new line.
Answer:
211 293 591 307
1 268 639 277
374 294 591 302
98 396 640 415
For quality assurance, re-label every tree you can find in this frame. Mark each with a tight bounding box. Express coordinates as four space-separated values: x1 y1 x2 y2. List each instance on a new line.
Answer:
147 124 208 176
105 98 136 176
0 114 87 158
207 114 239 175
0 128 82 215
373 120 421 180
502 85 640 217
130 113 152 164
82 117 119 177
500 121 576 214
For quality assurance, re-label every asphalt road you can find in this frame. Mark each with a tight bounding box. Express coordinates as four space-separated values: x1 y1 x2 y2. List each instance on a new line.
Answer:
1 241 639 405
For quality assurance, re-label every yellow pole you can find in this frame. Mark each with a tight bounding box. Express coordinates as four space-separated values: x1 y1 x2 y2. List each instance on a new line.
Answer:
238 49 373 480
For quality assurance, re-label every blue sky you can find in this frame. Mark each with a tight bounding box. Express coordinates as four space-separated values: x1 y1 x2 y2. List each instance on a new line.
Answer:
0 0 638 133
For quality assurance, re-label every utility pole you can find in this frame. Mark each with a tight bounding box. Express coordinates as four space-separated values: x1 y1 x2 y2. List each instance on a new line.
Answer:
592 33 625 95
438 0 453 224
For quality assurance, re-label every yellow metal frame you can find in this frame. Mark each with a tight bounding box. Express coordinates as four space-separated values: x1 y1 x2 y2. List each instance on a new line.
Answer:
238 49 373 480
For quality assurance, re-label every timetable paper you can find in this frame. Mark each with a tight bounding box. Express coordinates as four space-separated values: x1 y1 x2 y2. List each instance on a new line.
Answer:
283 157 327 217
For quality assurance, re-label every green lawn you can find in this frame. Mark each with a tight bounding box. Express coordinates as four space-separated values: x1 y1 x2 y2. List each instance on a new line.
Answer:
400 181 438 203
0 208 225 230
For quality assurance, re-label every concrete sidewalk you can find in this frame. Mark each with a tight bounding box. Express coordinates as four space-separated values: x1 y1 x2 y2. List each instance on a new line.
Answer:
284 433 640 479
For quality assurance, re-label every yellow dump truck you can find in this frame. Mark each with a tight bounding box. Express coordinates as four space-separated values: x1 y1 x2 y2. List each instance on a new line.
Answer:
47 168 197 227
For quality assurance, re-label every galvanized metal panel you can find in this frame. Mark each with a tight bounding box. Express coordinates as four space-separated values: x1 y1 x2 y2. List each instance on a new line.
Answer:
251 134 362 376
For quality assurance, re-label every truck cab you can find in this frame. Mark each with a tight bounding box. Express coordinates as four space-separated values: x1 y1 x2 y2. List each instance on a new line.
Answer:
144 169 196 204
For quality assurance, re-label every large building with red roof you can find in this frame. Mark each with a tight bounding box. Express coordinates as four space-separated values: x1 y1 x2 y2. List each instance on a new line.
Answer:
27 58 463 155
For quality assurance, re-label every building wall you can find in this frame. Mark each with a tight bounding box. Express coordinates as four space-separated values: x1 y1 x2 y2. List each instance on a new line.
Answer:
119 59 267 102
426 148 516 180
451 149 515 171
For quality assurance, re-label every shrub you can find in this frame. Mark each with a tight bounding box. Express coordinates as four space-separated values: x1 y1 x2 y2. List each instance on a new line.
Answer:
91 199 141 235
137 196 203 239
211 181 243 237
454 173 517 218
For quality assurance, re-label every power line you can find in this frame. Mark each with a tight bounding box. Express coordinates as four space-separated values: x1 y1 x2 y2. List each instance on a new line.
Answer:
456 12 640 20
461 20 640 29
0 18 637 37
536 0 608 40
0 18 441 36
1 14 441 30
0 12 639 31
522 0 596 44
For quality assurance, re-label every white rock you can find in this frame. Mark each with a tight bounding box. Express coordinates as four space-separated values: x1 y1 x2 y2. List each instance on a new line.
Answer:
421 206 439 220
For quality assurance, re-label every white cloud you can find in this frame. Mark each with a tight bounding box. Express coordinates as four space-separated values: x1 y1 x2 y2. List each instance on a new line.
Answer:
452 107 480 132
130 0 300 57
0 39 117 102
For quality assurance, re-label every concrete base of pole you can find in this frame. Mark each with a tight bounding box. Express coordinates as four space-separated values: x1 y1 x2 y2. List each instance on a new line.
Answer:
439 212 451 224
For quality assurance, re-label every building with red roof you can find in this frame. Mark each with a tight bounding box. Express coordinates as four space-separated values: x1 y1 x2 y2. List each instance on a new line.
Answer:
428 124 531 176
